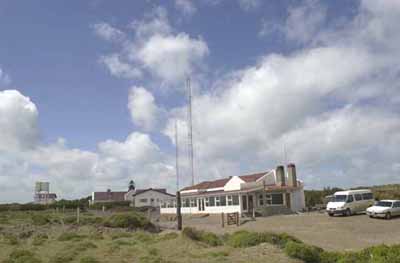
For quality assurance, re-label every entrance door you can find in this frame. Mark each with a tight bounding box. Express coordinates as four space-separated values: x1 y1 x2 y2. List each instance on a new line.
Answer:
198 198 205 211
286 193 291 209
248 195 254 212
242 195 248 211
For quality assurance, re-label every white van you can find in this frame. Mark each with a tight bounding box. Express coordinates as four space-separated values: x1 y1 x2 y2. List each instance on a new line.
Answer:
326 189 374 216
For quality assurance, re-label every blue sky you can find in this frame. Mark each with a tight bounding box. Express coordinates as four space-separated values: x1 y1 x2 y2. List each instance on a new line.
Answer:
1 0 399 202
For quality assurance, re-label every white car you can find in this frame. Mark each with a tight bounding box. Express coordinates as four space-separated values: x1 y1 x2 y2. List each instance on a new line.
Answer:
366 200 400 219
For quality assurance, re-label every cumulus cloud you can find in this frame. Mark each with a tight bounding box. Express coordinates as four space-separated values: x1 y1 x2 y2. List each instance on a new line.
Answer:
128 86 163 131
238 0 261 11
96 6 209 84
259 0 326 44
0 67 11 85
163 0 400 188
175 0 197 17
93 22 125 42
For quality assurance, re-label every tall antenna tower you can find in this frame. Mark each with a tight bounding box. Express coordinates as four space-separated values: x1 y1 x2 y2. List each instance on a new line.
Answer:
175 120 180 191
186 76 194 186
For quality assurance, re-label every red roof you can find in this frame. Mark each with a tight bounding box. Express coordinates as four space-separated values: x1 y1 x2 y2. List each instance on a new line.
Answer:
93 191 126 202
181 171 269 191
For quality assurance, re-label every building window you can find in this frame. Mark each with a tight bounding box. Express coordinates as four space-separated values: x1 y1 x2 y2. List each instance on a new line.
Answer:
190 198 196 207
205 197 210 207
232 195 239 205
271 194 283 205
265 194 272 205
258 194 264 206
215 196 220 206
209 196 215 206
220 196 226 206
140 198 147 203
227 196 233 205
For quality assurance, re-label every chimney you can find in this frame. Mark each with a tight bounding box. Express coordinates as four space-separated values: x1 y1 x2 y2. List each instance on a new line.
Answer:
287 163 297 187
276 165 286 186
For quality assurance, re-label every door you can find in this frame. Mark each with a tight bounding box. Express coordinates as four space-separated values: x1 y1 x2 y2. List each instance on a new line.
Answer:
248 195 254 212
198 198 205 211
286 193 291 209
242 195 248 211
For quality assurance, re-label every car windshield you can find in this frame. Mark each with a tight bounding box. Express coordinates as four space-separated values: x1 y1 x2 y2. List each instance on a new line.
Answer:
375 201 392 207
333 195 347 202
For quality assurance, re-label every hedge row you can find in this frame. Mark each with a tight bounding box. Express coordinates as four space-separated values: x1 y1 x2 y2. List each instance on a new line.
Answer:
182 228 400 263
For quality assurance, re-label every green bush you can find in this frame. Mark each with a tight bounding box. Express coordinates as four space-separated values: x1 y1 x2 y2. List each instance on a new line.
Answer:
182 227 222 246
3 249 42 263
79 256 100 263
284 241 323 263
320 251 342 263
32 234 48 246
226 231 265 248
57 232 87 241
103 213 151 229
31 214 50 226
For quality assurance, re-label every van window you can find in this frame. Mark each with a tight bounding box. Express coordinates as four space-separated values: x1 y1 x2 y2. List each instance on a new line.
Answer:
333 195 347 202
347 195 354 203
355 194 362 201
362 193 373 200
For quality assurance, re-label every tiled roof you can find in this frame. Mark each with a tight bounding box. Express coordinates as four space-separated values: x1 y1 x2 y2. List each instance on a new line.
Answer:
133 188 175 197
93 191 126 201
181 171 269 191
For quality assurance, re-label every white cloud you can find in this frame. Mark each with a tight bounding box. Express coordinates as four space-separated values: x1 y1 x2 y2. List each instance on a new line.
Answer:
259 0 326 44
97 7 209 84
100 54 142 79
0 90 39 151
128 86 163 131
175 0 197 17
93 22 125 42
0 67 11 85
163 0 400 189
238 0 261 11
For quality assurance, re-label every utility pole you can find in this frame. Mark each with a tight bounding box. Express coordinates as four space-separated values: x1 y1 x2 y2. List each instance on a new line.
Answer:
187 76 194 186
175 120 180 192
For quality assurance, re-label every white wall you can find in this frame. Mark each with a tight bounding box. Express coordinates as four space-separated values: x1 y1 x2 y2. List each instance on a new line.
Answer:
290 188 306 212
224 176 244 191
161 205 241 214
133 190 174 207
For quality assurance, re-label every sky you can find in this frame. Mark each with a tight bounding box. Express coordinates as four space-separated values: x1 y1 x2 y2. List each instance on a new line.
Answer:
0 0 399 203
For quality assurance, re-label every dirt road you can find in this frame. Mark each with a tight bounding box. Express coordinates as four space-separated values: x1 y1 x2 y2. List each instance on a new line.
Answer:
180 212 400 251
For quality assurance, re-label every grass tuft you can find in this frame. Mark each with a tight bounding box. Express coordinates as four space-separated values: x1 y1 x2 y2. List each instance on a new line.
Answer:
3 249 42 263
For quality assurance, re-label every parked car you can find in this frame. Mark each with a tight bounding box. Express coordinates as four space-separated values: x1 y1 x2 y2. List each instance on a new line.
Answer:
326 189 374 216
366 200 400 219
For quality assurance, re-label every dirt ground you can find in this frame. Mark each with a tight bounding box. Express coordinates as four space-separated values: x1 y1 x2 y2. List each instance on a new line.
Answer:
180 212 400 251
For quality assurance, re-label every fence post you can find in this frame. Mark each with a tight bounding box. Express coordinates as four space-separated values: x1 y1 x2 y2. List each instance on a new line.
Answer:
102 205 105 213
236 212 240 226
176 192 182 231
252 208 255 220
77 207 80 224
221 212 225 228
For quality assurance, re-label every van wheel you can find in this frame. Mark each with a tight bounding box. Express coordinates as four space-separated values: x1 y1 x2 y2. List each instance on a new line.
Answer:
385 212 391 220
328 213 334 217
345 209 352 217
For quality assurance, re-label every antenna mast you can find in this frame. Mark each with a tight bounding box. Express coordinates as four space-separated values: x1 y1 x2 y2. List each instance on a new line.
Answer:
187 76 194 186
175 120 180 192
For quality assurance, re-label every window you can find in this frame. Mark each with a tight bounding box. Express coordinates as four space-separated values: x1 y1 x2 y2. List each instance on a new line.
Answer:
184 198 190 207
347 195 354 203
362 193 373 200
215 196 220 206
271 194 283 205
209 196 215 206
258 194 264 206
161 202 166 208
394 202 400 208
205 197 210 207
220 196 226 206
140 198 147 203
190 198 196 207
265 194 272 205
232 195 239 205
355 194 362 201
227 195 233 206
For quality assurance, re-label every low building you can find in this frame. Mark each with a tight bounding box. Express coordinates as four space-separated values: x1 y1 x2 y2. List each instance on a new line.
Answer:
34 181 57 204
90 181 175 207
160 163 305 216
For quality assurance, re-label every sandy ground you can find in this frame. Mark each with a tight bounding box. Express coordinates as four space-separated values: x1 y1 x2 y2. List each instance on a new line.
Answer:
179 212 400 251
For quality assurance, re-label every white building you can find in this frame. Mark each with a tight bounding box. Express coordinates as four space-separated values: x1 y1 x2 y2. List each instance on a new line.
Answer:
160 164 305 216
34 181 57 204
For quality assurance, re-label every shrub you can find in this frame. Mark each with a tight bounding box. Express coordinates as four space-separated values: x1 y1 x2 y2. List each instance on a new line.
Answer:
3 249 42 263
57 232 86 241
320 251 342 263
31 214 50 226
182 227 222 246
2 233 19 245
81 216 103 225
284 241 323 263
32 234 48 246
226 231 264 248
79 256 100 263
103 213 152 230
